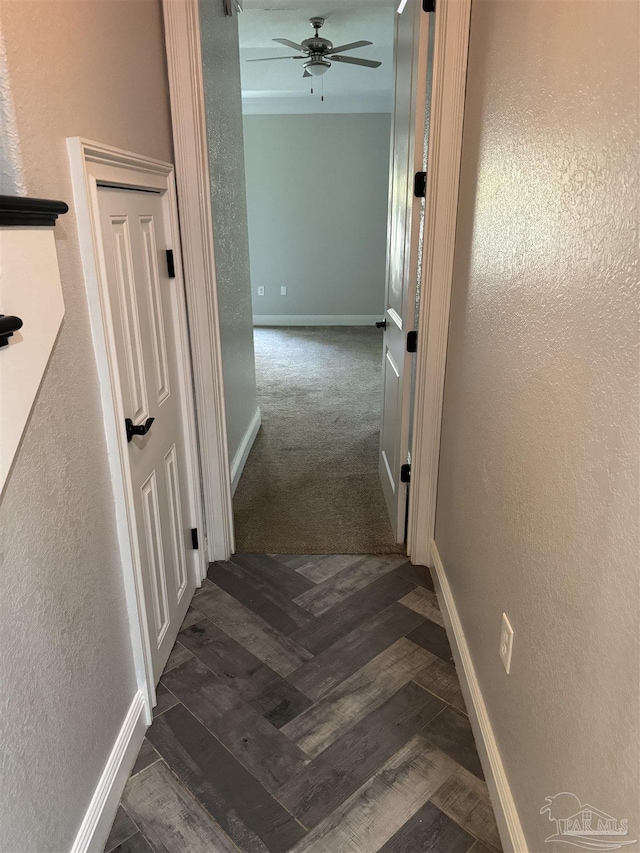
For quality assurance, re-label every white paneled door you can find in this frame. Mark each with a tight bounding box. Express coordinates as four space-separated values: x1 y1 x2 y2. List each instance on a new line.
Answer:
98 186 197 682
379 0 431 542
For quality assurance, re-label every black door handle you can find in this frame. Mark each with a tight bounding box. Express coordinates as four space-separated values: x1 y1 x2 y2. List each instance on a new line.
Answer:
125 417 155 443
376 320 387 329
0 315 23 348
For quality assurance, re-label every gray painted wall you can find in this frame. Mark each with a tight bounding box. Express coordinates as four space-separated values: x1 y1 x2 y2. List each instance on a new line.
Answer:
243 113 391 319
435 0 639 848
200 0 258 465
0 1 172 849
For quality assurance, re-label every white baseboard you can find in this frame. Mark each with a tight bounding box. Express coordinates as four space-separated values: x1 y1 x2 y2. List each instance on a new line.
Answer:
230 407 261 494
253 315 381 327
71 691 147 853
429 540 528 853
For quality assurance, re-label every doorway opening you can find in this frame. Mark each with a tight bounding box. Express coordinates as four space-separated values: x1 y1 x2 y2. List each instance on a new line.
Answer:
216 2 426 555
163 0 458 569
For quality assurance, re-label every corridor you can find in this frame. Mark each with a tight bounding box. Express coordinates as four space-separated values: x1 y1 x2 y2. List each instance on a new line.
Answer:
105 554 501 852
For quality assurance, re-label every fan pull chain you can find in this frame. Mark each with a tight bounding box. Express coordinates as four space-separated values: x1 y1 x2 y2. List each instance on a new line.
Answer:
309 79 324 101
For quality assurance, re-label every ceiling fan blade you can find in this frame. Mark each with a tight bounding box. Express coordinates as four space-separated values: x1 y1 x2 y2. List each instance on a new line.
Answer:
246 55 304 62
303 69 311 78
330 54 381 68
327 40 372 54
273 37 305 51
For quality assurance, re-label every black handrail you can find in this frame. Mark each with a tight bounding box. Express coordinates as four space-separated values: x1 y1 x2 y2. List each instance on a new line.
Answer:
0 195 68 227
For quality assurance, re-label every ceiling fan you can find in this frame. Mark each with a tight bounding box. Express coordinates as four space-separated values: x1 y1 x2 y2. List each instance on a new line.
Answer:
247 17 382 78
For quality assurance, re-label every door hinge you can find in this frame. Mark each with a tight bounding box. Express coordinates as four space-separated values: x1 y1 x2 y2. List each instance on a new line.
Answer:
423 0 435 12
400 463 411 484
166 249 176 279
414 171 427 198
407 330 418 353
191 528 199 550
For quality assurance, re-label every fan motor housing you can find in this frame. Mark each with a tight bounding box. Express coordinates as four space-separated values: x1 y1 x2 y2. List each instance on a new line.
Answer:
301 37 332 53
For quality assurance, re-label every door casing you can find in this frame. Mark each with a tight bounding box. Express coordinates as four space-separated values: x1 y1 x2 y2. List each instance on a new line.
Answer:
67 138 206 719
164 0 235 564
406 0 473 565
162 0 471 567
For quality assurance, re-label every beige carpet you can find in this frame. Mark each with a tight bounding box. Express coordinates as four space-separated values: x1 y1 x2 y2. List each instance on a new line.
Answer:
233 327 404 555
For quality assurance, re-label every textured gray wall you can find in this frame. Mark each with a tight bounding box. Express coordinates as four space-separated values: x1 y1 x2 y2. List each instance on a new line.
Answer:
0 1 173 849
244 113 391 318
200 0 258 464
435 0 639 847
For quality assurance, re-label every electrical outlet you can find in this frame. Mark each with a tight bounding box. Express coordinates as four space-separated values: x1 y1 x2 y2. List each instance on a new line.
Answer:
257 286 265 296
499 613 514 674
280 286 287 296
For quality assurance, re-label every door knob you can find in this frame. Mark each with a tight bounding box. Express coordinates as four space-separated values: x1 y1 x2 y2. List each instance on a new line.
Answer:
376 320 387 329
125 417 155 443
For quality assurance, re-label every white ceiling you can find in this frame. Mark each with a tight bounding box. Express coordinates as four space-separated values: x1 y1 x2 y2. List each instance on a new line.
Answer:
238 2 396 114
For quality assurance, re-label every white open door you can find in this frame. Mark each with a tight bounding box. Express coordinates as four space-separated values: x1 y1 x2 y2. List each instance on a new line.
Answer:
379 0 432 542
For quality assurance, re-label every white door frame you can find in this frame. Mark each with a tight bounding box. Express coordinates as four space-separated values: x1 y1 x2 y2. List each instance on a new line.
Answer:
67 138 207 719
406 0 472 565
162 0 471 568
163 0 235 563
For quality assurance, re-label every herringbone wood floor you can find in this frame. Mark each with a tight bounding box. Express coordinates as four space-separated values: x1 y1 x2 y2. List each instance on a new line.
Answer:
105 554 502 853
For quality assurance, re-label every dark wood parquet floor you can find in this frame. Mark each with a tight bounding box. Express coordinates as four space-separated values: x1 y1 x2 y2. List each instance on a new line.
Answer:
105 554 502 853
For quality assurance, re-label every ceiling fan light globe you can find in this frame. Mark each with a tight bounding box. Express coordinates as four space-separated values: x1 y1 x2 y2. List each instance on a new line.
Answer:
305 59 330 76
